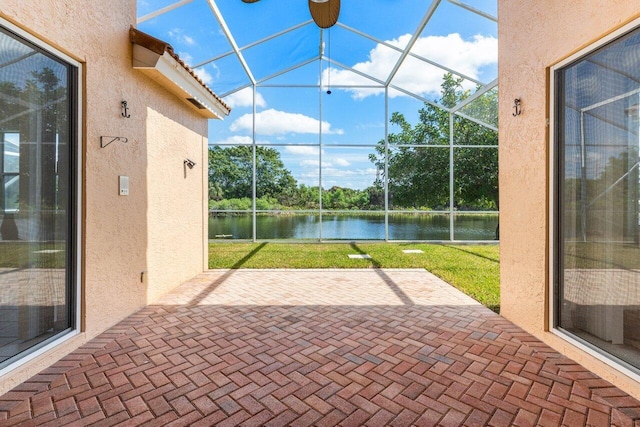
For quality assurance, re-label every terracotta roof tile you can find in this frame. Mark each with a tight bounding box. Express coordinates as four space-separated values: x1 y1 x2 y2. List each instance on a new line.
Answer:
129 27 231 115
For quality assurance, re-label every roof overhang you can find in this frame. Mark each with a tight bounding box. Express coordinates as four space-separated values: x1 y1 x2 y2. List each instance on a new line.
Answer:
130 27 231 120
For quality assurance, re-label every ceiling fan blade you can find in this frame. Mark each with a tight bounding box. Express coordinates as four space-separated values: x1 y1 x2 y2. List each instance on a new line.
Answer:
308 0 340 28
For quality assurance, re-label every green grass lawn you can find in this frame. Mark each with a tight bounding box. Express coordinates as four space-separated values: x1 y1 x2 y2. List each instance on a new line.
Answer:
209 242 500 313
566 241 640 270
0 242 66 268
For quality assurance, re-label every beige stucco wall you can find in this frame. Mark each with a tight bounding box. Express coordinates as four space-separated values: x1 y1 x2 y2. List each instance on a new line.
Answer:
146 108 208 302
499 0 640 399
0 0 209 393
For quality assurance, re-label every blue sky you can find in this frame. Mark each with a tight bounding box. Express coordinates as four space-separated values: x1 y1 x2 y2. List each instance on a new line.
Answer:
137 0 498 190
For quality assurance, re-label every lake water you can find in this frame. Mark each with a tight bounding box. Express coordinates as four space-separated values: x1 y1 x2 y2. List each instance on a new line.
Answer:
209 212 499 241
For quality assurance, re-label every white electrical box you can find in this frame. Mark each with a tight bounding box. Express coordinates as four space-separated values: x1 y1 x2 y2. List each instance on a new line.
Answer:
119 176 129 196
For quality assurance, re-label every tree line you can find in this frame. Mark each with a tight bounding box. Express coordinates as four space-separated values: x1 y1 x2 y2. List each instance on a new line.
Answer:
208 145 385 211
209 74 498 212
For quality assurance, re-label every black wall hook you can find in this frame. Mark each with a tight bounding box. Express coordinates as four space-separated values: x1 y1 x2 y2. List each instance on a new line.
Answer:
512 98 521 116
121 100 130 118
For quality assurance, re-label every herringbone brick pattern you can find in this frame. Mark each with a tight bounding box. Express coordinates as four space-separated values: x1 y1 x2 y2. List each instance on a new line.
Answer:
1 269 639 426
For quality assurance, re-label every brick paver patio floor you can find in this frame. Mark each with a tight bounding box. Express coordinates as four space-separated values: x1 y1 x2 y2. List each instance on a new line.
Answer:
1 269 640 426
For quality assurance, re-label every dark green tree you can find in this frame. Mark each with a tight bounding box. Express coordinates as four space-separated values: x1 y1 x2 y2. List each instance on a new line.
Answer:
370 73 498 211
208 146 298 204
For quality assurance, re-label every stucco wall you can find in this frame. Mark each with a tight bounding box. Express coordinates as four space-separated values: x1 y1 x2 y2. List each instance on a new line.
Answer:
146 108 207 303
499 0 640 399
0 0 209 393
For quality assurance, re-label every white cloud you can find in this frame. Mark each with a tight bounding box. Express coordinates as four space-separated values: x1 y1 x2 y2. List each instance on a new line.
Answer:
323 167 377 178
286 150 360 174
284 146 321 156
224 87 267 109
178 53 215 86
230 109 343 136
210 135 253 145
296 163 377 189
414 33 496 74
168 28 196 47
179 52 193 64
193 67 213 85
322 67 382 99
328 33 497 100
300 159 320 167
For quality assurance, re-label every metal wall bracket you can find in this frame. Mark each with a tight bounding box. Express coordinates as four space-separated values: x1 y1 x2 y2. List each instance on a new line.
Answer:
100 136 128 148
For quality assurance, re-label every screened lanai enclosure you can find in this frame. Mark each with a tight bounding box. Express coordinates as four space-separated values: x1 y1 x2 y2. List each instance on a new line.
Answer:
137 0 498 241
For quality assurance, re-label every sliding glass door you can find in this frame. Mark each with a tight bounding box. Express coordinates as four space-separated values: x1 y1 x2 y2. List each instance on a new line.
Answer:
0 24 77 368
554 24 640 373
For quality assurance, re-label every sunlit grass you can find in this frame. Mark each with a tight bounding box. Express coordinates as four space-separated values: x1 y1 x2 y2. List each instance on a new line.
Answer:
566 241 640 270
209 242 500 312
0 242 66 268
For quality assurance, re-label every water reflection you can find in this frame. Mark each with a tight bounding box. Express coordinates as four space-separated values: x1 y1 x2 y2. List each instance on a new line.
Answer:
209 213 499 241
